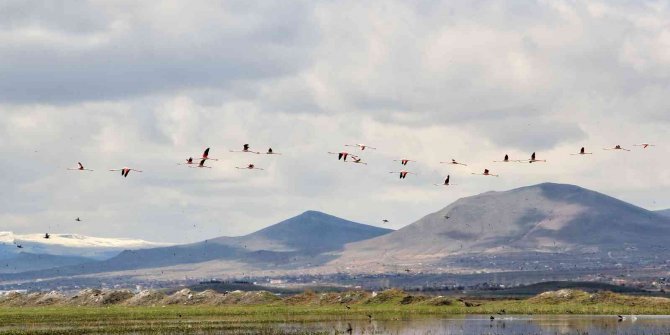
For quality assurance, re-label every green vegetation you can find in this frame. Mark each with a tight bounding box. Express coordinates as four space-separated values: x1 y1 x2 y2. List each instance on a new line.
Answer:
1 289 669 334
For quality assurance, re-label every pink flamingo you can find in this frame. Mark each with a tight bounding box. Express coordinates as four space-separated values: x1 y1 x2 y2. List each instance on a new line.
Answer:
471 169 499 177
393 159 415 166
603 145 630 152
236 164 264 170
109 167 142 178
345 143 377 151
67 162 93 171
389 170 416 179
440 159 467 166
189 159 212 169
328 151 350 161
230 144 260 154
434 175 455 186
571 147 593 155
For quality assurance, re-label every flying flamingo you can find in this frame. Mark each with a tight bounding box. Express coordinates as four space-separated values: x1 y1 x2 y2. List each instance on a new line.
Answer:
345 143 377 151
389 170 416 179
178 157 196 165
493 154 515 163
434 175 455 186
394 159 415 166
346 156 367 165
524 152 546 163
571 147 593 155
67 162 93 171
328 151 350 161
109 167 143 178
471 169 499 177
199 148 219 161
440 159 467 166
603 145 630 152
189 159 212 169
265 148 281 155
633 143 656 149
230 144 260 154
236 164 264 170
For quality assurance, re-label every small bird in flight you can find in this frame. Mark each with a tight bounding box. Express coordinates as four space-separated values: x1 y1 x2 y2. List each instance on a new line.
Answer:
328 151 350 161
67 162 93 171
382 219 389 224
345 143 376 150
389 170 416 179
440 158 467 166
189 159 212 169
633 143 656 149
43 233 50 239
178 157 196 165
472 169 499 177
236 164 264 170
603 145 630 151
524 152 546 163
109 167 142 178
435 175 454 186
75 217 81 222
230 144 260 154
394 159 415 166
265 148 281 155
494 154 514 163
199 147 219 161
347 156 367 165
571 147 592 155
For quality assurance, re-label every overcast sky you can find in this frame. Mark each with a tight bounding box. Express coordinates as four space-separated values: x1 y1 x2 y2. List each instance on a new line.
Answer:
1 1 669 242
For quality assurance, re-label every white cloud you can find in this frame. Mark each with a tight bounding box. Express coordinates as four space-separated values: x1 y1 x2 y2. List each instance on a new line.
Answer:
0 1 668 242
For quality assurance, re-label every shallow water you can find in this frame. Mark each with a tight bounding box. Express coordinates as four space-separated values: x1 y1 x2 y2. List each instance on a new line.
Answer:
302 315 670 335
3 314 670 334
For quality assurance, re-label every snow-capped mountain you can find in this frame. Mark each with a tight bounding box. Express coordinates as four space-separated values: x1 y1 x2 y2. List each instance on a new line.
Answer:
0 232 170 260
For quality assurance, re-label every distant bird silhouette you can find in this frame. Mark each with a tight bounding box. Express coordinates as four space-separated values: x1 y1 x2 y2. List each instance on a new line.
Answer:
328 151 350 161
440 159 467 166
265 148 281 155
603 145 630 152
230 144 260 154
178 157 196 165
523 152 546 163
472 169 499 177
43 233 50 239
494 154 513 162
345 143 376 150
236 164 264 170
15 244 23 249
189 159 212 169
571 147 592 155
633 143 655 149
109 167 142 178
347 156 367 165
382 219 389 223
394 159 415 166
67 162 93 171
75 217 81 222
199 147 220 161
435 175 454 186
389 170 416 179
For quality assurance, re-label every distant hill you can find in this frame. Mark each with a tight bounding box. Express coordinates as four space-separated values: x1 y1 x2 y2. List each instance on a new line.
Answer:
0 211 392 282
656 209 670 218
328 183 670 273
0 252 92 274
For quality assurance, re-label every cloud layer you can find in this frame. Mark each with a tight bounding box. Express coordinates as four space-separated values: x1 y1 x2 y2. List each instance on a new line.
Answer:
1 1 668 242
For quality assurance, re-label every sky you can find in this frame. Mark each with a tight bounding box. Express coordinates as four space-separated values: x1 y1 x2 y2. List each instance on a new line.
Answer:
1 0 669 243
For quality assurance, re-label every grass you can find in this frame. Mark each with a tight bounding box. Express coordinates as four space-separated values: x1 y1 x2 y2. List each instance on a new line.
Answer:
1 290 670 334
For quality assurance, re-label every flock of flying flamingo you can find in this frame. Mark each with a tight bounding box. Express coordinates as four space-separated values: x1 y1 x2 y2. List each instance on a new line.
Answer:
6 141 654 249
66 142 657 187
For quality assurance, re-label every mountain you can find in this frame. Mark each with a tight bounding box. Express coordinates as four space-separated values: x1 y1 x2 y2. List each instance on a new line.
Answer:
328 183 670 273
0 211 392 282
0 232 170 260
656 209 670 218
0 253 92 274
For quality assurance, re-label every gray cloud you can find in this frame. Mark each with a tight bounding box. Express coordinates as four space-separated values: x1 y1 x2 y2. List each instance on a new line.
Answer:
0 1 669 242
